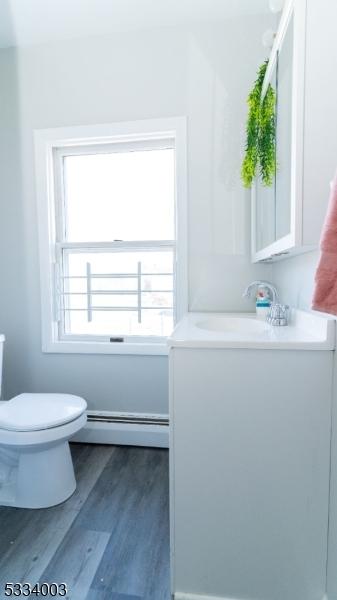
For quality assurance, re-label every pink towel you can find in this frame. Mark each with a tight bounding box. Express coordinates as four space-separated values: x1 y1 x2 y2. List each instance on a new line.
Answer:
312 174 337 315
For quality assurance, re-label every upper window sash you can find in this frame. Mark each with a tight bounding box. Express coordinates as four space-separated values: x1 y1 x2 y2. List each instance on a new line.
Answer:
53 139 176 245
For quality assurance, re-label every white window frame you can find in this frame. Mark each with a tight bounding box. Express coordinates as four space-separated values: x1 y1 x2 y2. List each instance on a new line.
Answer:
34 118 188 355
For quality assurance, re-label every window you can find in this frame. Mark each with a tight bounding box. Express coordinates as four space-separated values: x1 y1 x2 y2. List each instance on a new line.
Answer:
35 119 187 354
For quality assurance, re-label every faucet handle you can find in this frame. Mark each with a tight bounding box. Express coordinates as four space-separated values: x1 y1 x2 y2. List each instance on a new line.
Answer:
266 304 289 327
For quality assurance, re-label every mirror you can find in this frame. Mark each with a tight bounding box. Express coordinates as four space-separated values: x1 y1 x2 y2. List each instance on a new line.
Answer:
254 12 294 255
275 14 293 240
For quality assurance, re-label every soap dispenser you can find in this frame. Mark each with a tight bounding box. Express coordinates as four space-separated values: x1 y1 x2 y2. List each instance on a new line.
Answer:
255 285 271 320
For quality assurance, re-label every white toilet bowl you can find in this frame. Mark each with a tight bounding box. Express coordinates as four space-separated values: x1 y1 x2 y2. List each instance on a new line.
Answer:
0 393 87 509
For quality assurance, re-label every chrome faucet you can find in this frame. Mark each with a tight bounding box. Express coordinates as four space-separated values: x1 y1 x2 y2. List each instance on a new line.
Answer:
243 280 289 326
243 280 279 304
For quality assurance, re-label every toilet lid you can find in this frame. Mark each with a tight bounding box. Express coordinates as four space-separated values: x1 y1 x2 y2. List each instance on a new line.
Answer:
0 394 87 431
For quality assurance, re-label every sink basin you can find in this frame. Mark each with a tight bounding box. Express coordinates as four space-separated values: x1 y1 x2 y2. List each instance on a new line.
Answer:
196 316 270 334
168 311 335 351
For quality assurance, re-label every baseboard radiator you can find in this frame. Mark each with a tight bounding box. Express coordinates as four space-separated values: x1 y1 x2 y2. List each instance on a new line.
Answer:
87 412 169 426
72 410 169 448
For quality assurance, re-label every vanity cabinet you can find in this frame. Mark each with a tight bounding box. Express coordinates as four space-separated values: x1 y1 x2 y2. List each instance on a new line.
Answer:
252 0 337 262
169 345 333 600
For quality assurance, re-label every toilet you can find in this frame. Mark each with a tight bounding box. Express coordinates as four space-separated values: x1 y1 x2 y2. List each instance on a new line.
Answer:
0 336 87 509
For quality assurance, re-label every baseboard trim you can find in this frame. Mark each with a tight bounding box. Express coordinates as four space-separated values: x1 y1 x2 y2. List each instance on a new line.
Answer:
72 411 169 448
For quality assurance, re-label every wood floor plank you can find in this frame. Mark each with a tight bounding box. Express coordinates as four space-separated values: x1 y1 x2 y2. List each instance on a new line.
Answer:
137 451 170 600
0 507 34 557
0 444 112 585
141 492 170 600
88 448 169 598
39 526 110 600
75 447 166 533
0 508 78 587
87 591 143 600
68 443 115 511
0 445 170 600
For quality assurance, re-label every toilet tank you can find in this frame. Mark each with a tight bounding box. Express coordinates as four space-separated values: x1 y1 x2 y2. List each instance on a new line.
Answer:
0 335 5 399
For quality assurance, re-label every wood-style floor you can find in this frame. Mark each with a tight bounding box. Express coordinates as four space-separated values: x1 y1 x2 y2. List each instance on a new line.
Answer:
0 444 170 600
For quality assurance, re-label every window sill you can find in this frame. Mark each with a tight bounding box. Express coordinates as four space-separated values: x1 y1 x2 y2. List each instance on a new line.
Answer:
43 340 169 356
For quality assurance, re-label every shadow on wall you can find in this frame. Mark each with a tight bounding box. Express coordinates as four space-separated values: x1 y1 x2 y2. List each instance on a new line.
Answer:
0 2 31 398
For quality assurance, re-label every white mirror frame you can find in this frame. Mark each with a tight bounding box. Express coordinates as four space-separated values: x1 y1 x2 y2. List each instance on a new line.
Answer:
251 0 306 263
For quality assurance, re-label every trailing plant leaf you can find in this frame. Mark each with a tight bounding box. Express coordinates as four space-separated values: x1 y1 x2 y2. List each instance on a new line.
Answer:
241 61 276 188
259 84 276 186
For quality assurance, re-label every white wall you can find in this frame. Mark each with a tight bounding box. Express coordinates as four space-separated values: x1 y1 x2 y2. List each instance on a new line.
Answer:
271 250 318 309
186 23 272 312
0 16 272 411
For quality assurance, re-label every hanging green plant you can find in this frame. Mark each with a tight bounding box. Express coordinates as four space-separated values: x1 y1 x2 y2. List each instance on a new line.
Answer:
241 61 276 188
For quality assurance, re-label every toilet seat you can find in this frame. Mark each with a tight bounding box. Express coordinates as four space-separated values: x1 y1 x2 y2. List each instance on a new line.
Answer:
0 393 87 432
0 412 87 448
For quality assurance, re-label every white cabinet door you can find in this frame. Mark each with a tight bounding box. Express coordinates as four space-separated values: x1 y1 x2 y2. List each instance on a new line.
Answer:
170 346 332 600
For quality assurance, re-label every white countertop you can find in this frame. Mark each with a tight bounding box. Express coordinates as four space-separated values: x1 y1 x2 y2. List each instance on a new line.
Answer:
168 310 336 350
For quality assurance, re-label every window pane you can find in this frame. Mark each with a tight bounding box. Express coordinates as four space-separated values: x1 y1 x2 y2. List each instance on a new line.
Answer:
141 292 173 308
62 249 174 337
66 309 173 338
64 249 173 275
63 148 175 242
